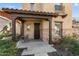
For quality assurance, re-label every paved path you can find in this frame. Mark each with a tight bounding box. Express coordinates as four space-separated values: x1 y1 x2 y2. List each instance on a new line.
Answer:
16 40 56 56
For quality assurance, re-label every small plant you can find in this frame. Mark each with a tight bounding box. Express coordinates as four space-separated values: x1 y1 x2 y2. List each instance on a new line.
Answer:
0 40 18 56
0 35 4 39
0 25 12 39
60 36 79 55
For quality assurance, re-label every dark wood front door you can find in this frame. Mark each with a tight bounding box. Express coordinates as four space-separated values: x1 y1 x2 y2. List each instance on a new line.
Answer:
34 23 40 39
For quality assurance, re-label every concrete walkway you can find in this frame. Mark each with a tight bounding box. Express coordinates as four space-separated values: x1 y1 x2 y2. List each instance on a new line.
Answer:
16 40 56 56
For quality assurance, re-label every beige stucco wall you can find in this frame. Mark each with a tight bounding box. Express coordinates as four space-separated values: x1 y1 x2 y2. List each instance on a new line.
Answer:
42 20 49 43
23 19 43 40
62 3 72 36
24 20 34 39
16 20 21 35
22 3 72 43
0 16 11 31
0 16 21 36
23 3 55 12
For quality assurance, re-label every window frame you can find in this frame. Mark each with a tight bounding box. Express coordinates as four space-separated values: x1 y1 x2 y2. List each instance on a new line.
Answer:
54 3 63 12
54 21 63 37
30 3 35 11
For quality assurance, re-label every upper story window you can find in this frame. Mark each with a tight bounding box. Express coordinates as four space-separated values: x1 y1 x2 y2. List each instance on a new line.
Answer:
55 3 62 12
30 3 35 11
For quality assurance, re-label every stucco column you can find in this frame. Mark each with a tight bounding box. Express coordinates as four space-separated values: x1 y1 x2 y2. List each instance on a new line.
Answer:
12 18 16 41
49 18 53 44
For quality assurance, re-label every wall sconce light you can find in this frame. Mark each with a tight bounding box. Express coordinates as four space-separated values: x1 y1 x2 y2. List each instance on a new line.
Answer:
27 25 31 30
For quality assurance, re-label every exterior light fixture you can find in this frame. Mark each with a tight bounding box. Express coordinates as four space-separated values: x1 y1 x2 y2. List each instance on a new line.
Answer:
27 25 31 30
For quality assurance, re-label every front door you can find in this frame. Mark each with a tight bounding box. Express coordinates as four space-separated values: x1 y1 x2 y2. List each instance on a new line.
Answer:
34 23 40 39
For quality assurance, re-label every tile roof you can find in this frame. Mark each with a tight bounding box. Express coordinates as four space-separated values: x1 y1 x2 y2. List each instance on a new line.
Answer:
2 8 67 18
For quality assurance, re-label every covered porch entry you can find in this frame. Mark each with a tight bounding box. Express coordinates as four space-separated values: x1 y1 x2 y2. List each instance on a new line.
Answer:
2 8 60 44
16 15 53 44
20 18 46 41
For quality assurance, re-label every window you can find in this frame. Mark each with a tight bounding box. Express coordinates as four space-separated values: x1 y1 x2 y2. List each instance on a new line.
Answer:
55 3 62 12
55 3 61 5
30 3 35 11
55 22 62 36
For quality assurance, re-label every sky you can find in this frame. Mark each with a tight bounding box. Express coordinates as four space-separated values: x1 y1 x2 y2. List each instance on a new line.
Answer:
72 3 79 19
0 3 79 20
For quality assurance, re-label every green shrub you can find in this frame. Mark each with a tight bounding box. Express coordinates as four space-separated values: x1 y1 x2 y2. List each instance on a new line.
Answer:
0 40 18 56
70 43 79 55
0 32 6 39
0 31 12 40
60 36 79 55
0 35 4 39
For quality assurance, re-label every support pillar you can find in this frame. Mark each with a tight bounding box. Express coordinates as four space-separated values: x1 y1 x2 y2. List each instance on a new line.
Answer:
21 20 24 39
12 18 16 41
49 18 53 44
